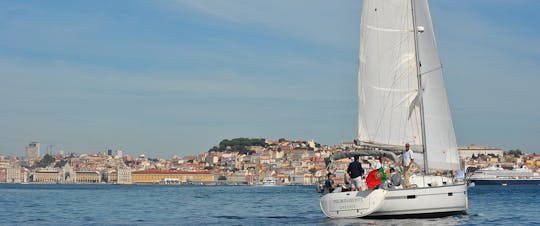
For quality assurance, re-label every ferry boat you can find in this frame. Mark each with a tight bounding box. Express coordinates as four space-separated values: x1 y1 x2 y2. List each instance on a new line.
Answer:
469 166 540 186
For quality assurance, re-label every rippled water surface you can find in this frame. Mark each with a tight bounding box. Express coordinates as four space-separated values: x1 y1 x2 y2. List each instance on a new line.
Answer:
1 184 539 225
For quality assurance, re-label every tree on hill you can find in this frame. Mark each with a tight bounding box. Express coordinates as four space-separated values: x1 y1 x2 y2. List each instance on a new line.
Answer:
219 138 266 147
35 154 55 168
506 149 523 158
208 138 266 155
54 159 67 168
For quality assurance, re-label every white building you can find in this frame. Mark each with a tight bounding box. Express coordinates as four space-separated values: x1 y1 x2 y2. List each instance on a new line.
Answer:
60 162 76 183
6 164 22 183
458 144 504 159
117 165 132 184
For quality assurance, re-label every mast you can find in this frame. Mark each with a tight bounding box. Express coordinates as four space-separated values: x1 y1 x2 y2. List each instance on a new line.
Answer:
411 0 429 174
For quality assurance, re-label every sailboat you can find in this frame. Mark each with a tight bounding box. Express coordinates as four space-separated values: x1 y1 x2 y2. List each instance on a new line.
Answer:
320 0 468 218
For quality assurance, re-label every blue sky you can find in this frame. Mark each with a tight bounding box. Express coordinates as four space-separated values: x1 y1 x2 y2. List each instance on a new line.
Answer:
1 0 539 158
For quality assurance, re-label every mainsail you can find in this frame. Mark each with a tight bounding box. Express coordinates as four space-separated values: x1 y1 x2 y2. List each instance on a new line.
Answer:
357 0 459 170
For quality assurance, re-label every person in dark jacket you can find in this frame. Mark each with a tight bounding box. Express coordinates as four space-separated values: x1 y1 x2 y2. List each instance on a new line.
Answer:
324 172 336 193
347 155 365 191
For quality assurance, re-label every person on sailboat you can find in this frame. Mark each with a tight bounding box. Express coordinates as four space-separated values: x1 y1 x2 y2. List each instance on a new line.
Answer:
402 143 414 188
387 167 404 189
347 155 364 191
376 156 387 184
374 156 383 170
323 172 336 193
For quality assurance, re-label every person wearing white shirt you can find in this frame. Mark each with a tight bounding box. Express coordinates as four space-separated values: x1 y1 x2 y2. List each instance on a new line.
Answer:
402 143 414 188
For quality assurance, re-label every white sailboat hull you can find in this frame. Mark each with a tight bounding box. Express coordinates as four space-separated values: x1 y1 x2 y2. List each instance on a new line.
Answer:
371 184 467 217
320 189 387 218
320 183 467 218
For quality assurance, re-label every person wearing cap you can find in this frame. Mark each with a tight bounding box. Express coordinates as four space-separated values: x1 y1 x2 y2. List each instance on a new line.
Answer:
402 143 414 188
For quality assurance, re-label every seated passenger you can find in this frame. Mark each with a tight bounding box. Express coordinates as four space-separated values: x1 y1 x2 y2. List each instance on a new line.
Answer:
388 167 404 189
324 172 337 193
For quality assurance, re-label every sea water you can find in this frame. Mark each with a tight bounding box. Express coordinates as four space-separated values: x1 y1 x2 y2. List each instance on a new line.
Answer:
1 184 539 225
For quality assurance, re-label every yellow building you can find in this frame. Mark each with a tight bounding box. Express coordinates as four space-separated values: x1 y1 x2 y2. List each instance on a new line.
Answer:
131 170 214 184
33 169 60 183
75 171 101 183
107 171 118 183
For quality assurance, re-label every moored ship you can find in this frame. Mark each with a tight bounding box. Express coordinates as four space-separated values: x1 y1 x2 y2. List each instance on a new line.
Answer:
469 166 540 186
261 176 277 186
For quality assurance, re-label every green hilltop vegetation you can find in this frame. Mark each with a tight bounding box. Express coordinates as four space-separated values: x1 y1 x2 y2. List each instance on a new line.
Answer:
208 138 267 155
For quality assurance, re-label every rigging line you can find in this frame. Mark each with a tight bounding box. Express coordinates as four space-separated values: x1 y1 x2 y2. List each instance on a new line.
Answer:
419 65 443 76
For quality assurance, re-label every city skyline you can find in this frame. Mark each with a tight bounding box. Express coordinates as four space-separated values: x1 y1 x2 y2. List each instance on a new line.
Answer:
1 1 539 158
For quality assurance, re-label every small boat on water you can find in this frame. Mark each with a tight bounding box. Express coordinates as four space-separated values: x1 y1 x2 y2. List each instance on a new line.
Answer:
469 166 540 186
261 176 277 186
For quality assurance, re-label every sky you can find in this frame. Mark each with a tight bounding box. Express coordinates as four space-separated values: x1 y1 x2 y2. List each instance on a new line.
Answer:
1 0 539 158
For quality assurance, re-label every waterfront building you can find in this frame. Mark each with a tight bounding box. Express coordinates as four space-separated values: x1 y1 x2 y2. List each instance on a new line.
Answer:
304 173 318 185
6 164 24 183
60 162 76 183
105 170 117 183
227 172 248 185
289 174 305 185
33 166 80 184
0 168 6 182
131 170 214 184
75 171 101 183
117 165 132 184
459 144 504 159
25 142 40 161
33 168 60 183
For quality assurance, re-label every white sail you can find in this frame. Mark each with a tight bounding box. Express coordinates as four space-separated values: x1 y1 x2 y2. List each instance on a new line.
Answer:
358 0 423 147
413 0 459 170
358 0 459 170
